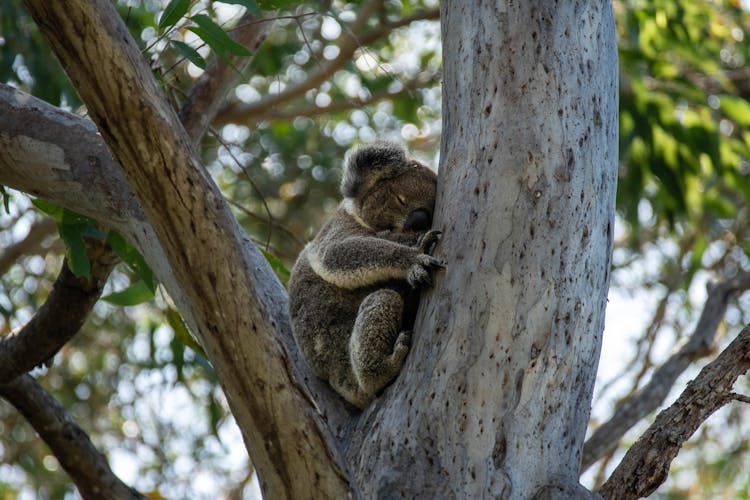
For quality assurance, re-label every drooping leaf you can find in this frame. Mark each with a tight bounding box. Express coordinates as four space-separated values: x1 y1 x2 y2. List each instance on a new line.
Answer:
159 0 191 29
170 331 185 381
171 40 207 69
59 222 91 278
32 199 105 278
166 307 206 356
189 14 252 59
261 248 290 284
101 280 155 306
106 231 157 292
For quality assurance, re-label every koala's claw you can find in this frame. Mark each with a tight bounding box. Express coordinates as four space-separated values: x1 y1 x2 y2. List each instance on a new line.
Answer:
407 254 443 288
395 331 411 351
417 229 442 254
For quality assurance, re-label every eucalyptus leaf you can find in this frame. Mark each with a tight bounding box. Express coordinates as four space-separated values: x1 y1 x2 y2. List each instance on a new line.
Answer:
189 14 252 58
101 280 155 306
159 0 190 29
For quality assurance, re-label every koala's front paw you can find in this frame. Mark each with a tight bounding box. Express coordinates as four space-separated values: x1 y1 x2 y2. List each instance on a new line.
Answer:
407 254 444 288
417 229 442 254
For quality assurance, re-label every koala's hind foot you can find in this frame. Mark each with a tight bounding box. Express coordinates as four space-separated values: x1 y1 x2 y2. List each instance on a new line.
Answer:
350 289 410 402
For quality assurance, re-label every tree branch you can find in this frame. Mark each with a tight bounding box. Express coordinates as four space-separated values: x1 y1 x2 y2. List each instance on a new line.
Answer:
19 1 351 496
235 75 437 124
0 7 270 384
0 84 350 434
0 216 58 276
0 374 145 500
598 324 750 499
214 6 439 126
0 237 118 383
582 271 750 470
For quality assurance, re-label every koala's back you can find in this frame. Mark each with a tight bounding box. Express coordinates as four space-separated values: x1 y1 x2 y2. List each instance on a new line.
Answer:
288 245 366 381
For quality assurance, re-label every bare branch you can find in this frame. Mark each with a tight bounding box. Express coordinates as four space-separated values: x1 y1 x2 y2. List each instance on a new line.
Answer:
0 374 145 500
214 6 439 126
730 392 750 405
237 75 437 124
598 324 750 499
0 237 118 383
0 217 58 276
582 271 750 470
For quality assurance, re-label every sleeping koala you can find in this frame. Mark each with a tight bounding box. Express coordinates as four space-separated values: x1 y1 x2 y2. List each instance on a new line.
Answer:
288 142 442 409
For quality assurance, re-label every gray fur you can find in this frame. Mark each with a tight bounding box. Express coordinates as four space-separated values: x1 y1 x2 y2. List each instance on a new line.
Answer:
288 142 442 409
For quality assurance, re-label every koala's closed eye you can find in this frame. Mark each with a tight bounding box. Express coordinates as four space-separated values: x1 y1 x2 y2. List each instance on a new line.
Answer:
404 208 431 232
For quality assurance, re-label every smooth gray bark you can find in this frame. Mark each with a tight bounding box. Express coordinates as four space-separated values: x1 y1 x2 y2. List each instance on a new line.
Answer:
348 2 618 498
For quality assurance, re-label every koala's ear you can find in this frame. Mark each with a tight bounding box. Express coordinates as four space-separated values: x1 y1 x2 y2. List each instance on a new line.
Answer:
341 142 408 198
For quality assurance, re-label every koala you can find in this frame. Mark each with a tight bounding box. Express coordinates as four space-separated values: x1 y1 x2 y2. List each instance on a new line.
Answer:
288 142 442 409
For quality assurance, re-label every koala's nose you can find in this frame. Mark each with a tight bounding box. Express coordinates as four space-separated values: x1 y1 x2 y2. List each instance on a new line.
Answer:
403 209 431 232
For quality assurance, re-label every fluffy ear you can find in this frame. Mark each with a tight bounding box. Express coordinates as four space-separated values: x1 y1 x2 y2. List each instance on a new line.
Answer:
341 141 408 198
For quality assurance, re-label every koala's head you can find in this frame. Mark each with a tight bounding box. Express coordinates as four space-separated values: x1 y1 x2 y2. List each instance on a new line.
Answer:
341 142 437 233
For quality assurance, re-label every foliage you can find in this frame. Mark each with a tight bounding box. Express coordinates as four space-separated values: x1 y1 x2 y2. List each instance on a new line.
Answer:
0 0 749 497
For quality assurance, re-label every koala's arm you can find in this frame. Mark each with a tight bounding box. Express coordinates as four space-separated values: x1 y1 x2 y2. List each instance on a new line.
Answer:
306 231 441 290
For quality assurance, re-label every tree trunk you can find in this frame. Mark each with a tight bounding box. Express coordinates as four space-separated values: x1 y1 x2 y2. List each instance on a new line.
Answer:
348 2 618 497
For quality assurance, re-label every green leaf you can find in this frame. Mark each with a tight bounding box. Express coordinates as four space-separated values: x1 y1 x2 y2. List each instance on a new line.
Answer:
166 307 206 356
170 331 185 381
255 0 296 8
106 231 157 292
261 249 290 284
101 280 155 306
31 198 64 222
31 199 106 277
171 40 207 69
59 223 91 278
189 14 252 58
159 0 191 29
215 0 263 16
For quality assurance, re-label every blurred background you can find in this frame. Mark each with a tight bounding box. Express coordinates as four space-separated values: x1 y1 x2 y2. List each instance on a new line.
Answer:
1 0 749 497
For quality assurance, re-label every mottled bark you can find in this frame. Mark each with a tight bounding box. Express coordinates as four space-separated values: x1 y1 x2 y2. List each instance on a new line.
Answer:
348 2 618 498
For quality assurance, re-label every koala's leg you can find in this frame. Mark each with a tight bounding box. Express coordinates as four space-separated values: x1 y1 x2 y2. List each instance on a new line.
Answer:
350 289 410 402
